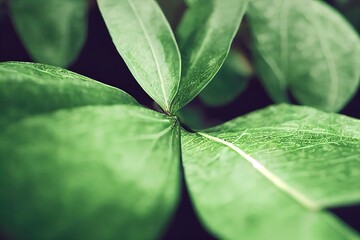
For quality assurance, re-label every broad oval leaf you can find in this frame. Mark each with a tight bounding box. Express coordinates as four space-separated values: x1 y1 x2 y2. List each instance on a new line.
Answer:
248 0 360 112
170 0 248 112
9 0 88 67
199 50 252 107
98 0 181 113
0 105 180 239
182 104 360 239
0 62 137 130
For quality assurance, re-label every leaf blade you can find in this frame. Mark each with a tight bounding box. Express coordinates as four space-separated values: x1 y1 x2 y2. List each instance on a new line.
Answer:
170 0 248 112
182 104 360 239
248 0 360 112
98 0 181 112
9 0 87 67
0 62 137 130
0 105 180 239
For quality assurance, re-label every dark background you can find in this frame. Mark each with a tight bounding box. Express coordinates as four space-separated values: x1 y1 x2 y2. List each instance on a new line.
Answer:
0 0 359 239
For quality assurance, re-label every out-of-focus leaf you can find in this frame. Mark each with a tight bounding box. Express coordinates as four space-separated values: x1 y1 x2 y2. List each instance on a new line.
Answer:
9 0 88 67
199 50 252 107
170 0 248 112
0 62 137 130
182 104 360 239
177 104 207 130
98 0 181 113
248 0 360 112
156 0 184 28
0 105 180 240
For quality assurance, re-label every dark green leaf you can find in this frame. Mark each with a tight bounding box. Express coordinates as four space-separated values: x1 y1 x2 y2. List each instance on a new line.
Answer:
177 104 207 130
0 62 137 130
199 50 252 107
182 104 360 239
98 0 181 113
9 0 88 67
0 105 180 239
156 0 184 28
184 0 198 5
248 0 360 112
170 0 248 112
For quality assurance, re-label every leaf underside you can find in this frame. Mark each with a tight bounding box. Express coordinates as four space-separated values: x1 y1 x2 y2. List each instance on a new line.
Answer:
248 0 360 112
170 0 248 112
9 0 88 67
182 104 360 239
0 105 180 240
98 0 181 112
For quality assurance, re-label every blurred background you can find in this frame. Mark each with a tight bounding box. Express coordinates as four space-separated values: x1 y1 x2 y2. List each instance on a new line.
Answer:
0 0 359 239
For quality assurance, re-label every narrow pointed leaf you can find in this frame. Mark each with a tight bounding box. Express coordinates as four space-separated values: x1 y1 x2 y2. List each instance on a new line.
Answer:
0 105 180 239
199 50 252 107
182 104 360 239
0 62 137 130
9 0 87 67
171 0 248 112
98 0 181 112
248 0 360 112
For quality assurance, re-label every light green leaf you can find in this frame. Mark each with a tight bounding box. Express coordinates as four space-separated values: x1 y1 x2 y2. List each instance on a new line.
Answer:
9 0 87 67
182 104 360 239
170 0 248 112
0 105 180 239
98 0 181 113
248 0 360 112
0 62 137 130
199 50 252 107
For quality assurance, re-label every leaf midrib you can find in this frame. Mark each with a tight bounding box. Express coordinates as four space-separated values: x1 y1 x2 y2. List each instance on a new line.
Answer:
197 131 321 211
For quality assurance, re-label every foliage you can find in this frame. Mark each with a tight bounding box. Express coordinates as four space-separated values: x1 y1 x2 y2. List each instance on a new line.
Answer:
0 0 359 239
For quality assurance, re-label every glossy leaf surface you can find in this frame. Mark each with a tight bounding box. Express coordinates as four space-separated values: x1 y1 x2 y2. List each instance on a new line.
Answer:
171 0 248 112
0 62 137 130
98 0 181 112
182 104 360 239
0 105 180 239
9 0 87 67
248 0 360 112
199 50 252 107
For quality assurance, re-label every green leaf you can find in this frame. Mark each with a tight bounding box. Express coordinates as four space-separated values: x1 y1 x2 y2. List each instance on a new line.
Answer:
9 0 88 67
199 50 252 107
0 62 137 130
176 104 207 130
0 105 180 239
184 0 198 5
248 0 360 112
156 0 183 28
98 0 181 113
170 0 248 112
182 104 360 239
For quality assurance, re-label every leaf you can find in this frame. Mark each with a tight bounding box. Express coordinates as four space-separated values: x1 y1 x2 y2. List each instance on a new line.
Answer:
156 0 183 28
170 0 248 112
176 104 207 130
98 0 181 113
184 0 199 5
9 0 88 67
0 105 180 239
181 104 360 239
0 62 137 130
248 0 360 112
199 50 252 107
